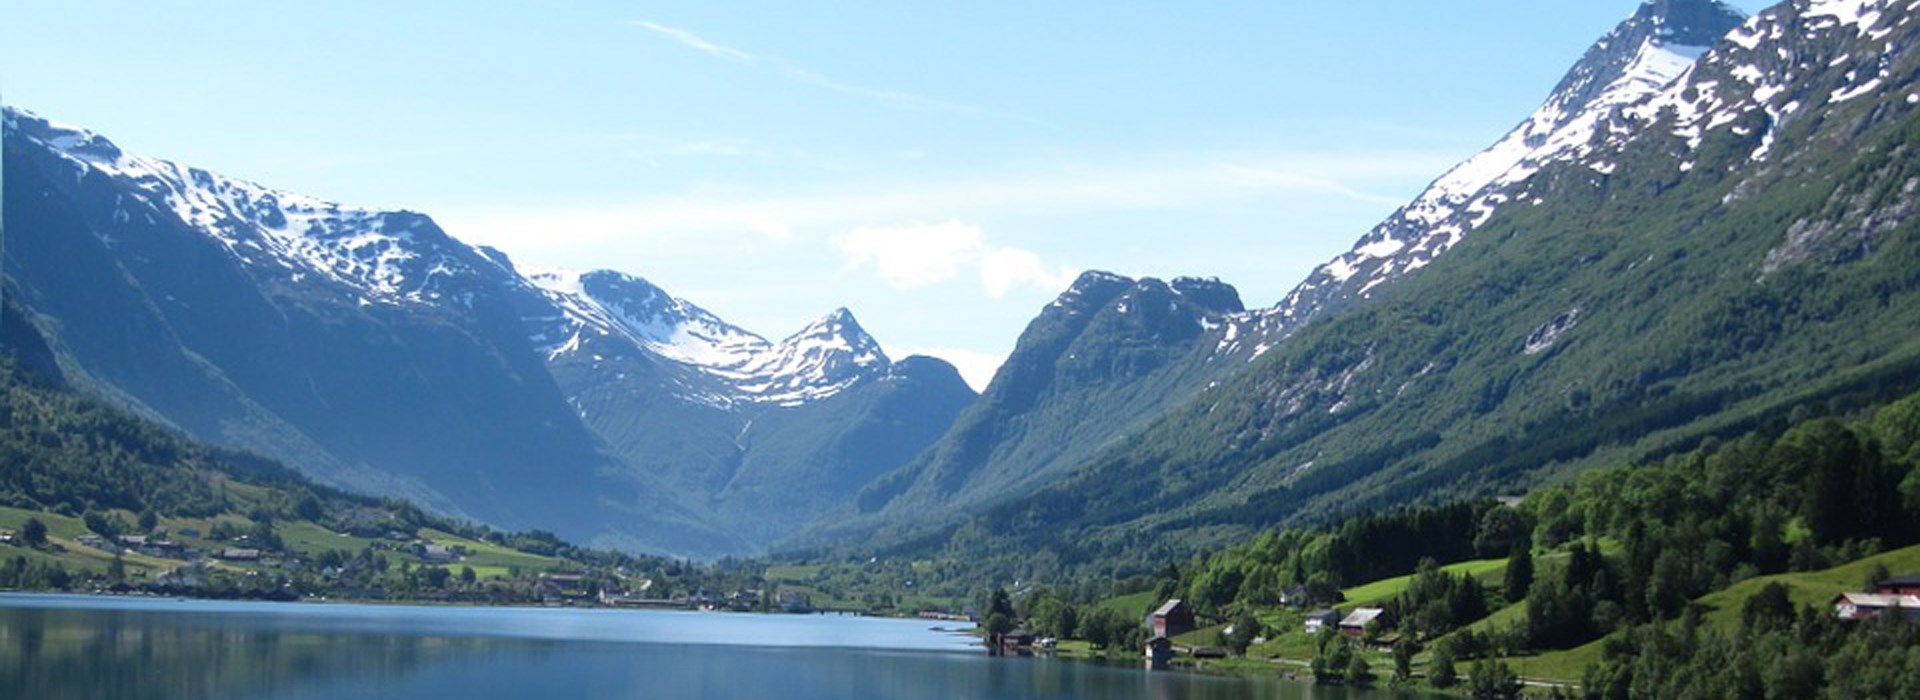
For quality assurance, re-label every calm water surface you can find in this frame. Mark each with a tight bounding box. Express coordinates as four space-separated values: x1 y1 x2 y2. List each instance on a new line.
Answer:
0 593 1425 700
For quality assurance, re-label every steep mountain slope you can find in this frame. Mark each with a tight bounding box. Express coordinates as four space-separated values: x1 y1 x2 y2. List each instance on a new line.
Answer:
805 273 1248 545
526 267 976 545
0 111 684 547
804 0 1752 551
850 0 1920 576
1239 0 1750 341
1 109 973 557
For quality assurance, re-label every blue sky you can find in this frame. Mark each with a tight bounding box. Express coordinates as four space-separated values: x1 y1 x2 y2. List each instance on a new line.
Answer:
1 1 1771 388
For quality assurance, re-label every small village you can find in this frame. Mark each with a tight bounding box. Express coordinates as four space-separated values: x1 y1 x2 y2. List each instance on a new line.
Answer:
978 568 1920 690
0 515 764 609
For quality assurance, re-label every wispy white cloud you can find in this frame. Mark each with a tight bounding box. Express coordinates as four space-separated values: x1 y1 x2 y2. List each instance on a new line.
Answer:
835 221 986 289
625 20 981 115
436 151 1450 256
629 21 756 64
832 221 1073 298
979 246 1075 299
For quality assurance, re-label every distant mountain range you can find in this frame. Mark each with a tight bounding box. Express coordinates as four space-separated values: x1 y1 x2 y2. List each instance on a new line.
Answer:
2 109 972 557
8 0 1919 573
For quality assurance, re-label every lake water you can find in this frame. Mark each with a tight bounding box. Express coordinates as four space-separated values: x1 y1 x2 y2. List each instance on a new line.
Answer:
0 593 1425 699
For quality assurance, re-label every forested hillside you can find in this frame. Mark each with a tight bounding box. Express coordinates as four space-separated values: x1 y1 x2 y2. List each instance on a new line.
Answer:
944 386 1920 696
0 299 735 601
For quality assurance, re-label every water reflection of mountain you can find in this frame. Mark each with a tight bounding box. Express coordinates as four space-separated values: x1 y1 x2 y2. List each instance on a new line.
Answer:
0 600 1407 699
0 605 534 700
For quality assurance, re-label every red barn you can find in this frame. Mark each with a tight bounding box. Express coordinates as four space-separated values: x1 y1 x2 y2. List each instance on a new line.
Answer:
1150 599 1196 638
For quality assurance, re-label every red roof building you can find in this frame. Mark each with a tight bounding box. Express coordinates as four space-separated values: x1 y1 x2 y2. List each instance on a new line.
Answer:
1150 599 1196 638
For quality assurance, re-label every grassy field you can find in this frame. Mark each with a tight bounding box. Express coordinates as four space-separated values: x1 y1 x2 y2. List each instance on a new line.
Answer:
1094 590 1158 622
419 529 564 577
278 521 380 557
1695 542 1920 627
765 564 824 583
1339 556 1511 608
1504 640 1606 686
0 506 183 577
1499 543 1920 685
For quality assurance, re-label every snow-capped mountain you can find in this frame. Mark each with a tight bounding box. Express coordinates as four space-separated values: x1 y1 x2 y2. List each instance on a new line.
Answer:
526 268 890 407
832 0 1920 583
1218 0 1750 356
5 109 504 309
1610 0 1913 169
797 0 1776 548
3 105 972 558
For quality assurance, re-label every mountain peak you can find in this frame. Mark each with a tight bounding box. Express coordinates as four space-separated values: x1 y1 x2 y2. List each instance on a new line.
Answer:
785 307 878 349
1262 0 1746 332
1634 0 1748 42
817 306 858 327
732 308 889 406
1170 276 1246 314
8 107 502 308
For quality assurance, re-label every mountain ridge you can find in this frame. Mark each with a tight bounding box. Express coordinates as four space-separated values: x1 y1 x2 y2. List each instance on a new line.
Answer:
791 0 1756 553
2 105 974 558
850 0 1920 583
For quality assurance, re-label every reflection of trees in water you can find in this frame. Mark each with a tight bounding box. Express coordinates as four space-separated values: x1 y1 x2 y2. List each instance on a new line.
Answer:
0 607 539 700
0 605 1403 700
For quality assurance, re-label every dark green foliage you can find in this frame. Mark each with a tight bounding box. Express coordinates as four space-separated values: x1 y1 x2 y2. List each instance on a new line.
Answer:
1347 652 1375 686
1388 557 1491 639
20 518 46 547
1225 609 1262 654
1026 591 1080 640
1392 640 1415 685
82 511 118 538
1430 645 1459 689
1584 608 1920 700
0 555 67 589
1865 563 1892 592
1074 606 1147 652
1475 507 1530 559
1740 582 1795 633
1505 543 1534 603
1467 659 1521 699
1314 638 1352 684
988 587 1015 623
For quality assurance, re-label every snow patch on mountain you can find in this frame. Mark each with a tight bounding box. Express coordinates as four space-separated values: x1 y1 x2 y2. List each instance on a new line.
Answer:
1611 0 1908 169
1208 1 1748 361
527 269 889 406
5 107 481 307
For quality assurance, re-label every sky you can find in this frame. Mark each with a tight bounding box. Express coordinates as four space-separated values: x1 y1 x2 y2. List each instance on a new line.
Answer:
0 1 1773 389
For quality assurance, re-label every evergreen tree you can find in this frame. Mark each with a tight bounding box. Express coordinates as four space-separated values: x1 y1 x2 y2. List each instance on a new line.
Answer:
20 518 46 548
1347 652 1375 686
1392 640 1415 685
1224 609 1262 654
1504 541 1533 603
1467 659 1519 699
1429 646 1458 689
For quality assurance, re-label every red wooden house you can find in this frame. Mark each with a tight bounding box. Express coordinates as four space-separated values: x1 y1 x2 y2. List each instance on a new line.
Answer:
1150 599 1196 638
